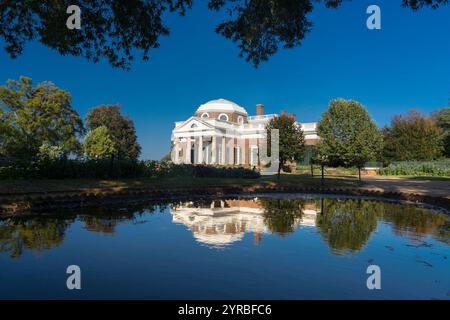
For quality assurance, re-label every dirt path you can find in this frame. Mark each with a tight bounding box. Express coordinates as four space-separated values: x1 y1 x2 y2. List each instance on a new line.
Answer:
361 176 450 199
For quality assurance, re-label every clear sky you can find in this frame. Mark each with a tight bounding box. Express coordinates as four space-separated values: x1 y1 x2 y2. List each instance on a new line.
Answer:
1 0 449 160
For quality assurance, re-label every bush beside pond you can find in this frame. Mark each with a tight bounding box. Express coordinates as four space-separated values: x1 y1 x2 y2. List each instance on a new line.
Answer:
379 160 450 177
0 159 260 180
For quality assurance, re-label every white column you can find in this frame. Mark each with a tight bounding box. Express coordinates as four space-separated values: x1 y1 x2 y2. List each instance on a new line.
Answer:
185 138 191 164
198 135 203 164
211 136 217 164
221 136 226 165
242 139 246 165
229 139 235 165
174 141 179 163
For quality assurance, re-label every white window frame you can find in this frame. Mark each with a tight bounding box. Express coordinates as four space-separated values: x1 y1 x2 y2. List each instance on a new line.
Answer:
218 113 229 122
201 112 209 118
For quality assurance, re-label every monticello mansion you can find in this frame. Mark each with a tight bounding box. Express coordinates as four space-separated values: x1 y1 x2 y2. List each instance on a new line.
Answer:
171 99 318 166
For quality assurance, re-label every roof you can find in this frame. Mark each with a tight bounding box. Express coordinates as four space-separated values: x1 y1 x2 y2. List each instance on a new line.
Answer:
196 98 248 115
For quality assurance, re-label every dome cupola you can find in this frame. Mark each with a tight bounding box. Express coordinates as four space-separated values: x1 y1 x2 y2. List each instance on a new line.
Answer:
196 98 248 115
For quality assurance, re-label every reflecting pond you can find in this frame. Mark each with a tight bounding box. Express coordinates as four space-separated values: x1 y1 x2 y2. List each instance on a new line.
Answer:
0 195 449 299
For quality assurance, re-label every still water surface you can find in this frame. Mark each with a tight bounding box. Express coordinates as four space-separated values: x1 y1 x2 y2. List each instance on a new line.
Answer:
0 194 449 299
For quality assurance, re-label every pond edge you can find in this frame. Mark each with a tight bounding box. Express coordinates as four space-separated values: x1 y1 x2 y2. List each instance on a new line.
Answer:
1 184 449 216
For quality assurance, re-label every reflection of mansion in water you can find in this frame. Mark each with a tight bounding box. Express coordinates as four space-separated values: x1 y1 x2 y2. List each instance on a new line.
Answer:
171 198 319 247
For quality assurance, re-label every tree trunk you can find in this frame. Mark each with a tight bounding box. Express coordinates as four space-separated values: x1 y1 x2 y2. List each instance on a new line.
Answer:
109 154 115 178
321 165 324 186
277 162 281 181
310 163 314 177
358 166 361 182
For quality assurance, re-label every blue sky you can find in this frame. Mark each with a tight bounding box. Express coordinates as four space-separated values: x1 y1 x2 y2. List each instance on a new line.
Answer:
1 1 449 160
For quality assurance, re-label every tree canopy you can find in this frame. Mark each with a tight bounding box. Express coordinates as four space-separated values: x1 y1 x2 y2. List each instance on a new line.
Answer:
266 112 305 176
84 125 117 160
86 104 141 160
315 99 383 170
431 107 450 157
382 109 444 162
0 76 84 160
0 0 447 69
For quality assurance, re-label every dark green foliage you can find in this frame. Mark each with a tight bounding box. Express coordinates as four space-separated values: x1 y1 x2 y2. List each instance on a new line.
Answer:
0 160 260 180
316 99 383 169
0 0 192 70
379 160 450 177
192 165 260 179
432 107 450 157
1 1 446 68
143 161 260 179
297 145 316 165
86 105 141 161
266 112 305 177
0 159 145 179
382 110 444 163
210 0 314 66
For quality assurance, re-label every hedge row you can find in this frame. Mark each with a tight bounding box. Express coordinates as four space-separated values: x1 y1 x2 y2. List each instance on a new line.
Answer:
379 160 450 177
0 159 260 180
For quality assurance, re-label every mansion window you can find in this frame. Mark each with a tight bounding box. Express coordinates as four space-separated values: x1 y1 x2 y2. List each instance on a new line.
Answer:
218 113 229 121
201 112 209 118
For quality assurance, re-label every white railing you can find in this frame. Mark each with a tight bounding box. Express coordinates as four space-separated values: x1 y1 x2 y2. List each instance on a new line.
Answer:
300 122 317 132
248 114 277 121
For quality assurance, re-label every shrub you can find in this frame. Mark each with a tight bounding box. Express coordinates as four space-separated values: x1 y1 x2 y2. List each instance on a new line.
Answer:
379 160 450 177
0 160 260 180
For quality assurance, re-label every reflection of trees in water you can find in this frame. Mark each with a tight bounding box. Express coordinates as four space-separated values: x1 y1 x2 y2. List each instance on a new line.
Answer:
433 220 450 245
316 199 449 254
382 203 449 241
0 217 74 258
260 198 305 236
78 201 170 234
1 197 448 258
0 201 170 258
316 199 382 254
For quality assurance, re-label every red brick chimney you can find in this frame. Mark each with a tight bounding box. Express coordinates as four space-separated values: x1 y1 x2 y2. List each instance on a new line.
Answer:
256 104 264 116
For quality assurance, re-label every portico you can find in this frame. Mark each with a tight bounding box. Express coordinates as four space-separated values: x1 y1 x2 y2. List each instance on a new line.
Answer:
172 130 247 165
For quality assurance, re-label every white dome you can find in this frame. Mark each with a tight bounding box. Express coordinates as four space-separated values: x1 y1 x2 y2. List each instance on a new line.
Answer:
197 98 247 115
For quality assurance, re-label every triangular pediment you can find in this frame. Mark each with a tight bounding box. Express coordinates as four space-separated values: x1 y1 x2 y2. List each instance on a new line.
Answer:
174 117 215 132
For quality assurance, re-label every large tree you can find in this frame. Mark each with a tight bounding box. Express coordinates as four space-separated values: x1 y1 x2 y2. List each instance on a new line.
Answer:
315 99 383 181
86 104 141 160
0 76 84 160
266 112 305 178
431 107 450 157
382 110 444 162
0 1 446 69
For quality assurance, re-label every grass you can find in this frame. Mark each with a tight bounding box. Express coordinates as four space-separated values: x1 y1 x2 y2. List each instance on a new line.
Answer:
0 174 360 195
